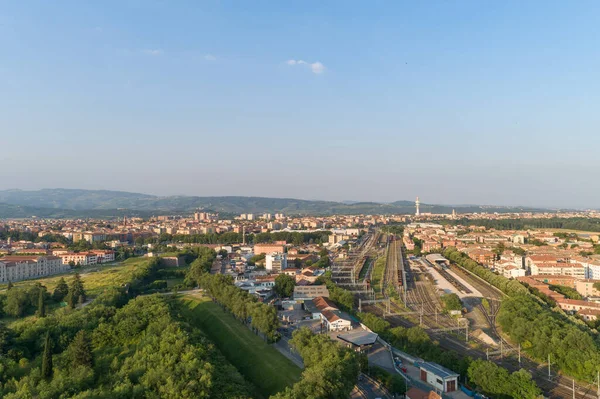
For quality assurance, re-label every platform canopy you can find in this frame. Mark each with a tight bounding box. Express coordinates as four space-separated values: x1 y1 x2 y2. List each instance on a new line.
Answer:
337 330 378 347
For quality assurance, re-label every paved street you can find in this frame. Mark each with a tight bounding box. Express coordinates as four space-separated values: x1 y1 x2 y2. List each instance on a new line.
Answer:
272 336 304 368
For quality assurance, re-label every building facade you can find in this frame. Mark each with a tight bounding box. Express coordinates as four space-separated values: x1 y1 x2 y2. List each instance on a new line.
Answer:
0 255 68 283
266 252 287 272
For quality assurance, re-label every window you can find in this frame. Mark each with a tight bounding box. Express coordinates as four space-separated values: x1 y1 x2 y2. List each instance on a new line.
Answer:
436 379 443 385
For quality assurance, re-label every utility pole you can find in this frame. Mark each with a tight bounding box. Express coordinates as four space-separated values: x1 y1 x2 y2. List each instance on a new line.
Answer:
420 306 423 327
359 298 362 313
548 354 551 378
518 343 521 368
500 339 503 360
435 308 438 324
573 379 575 399
486 348 489 361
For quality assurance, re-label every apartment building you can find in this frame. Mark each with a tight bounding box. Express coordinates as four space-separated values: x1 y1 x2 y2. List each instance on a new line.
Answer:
60 252 97 266
503 265 526 279
0 255 67 283
266 252 287 272
90 250 115 263
467 249 495 265
83 232 107 243
254 243 285 255
575 280 600 298
530 262 585 278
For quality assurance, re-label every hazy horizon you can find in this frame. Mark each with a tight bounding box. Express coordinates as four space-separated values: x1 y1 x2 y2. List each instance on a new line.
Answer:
2 1 599 209
0 187 588 210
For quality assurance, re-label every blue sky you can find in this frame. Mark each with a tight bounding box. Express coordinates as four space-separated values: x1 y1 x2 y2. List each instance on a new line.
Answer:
1 1 599 208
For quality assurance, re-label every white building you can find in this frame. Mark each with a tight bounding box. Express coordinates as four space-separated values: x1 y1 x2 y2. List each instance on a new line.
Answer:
0 256 68 283
321 309 352 331
530 262 585 278
503 265 526 279
417 362 459 393
266 252 287 272
91 250 115 263
573 258 600 279
60 252 97 266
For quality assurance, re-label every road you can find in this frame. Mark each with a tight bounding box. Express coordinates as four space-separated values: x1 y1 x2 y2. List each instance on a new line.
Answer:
272 336 304 368
355 374 393 399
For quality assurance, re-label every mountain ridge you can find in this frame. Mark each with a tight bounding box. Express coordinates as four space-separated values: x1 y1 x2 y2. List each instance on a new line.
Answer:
0 188 552 218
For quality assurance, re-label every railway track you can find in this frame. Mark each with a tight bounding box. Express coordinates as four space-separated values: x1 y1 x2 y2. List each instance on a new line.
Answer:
402 263 462 330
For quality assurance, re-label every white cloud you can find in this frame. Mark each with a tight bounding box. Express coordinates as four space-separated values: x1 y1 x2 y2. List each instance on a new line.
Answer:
142 49 163 56
204 54 217 61
310 61 325 74
285 59 326 74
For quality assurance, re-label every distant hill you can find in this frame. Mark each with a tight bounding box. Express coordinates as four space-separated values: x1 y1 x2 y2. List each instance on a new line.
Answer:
0 188 550 218
0 202 155 219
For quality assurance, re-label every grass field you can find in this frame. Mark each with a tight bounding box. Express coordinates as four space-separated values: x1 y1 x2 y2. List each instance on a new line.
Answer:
0 257 152 295
179 295 301 398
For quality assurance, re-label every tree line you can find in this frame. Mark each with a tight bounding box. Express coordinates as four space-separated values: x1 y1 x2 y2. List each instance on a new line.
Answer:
317 272 355 312
442 247 529 296
498 294 600 382
140 231 331 246
440 217 600 233
196 273 280 342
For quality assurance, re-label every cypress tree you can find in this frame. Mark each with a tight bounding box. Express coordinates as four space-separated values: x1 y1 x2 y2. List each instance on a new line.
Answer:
7 281 13 290
37 289 46 317
42 332 53 379
67 274 86 309
66 290 76 309
52 277 69 302
68 330 93 368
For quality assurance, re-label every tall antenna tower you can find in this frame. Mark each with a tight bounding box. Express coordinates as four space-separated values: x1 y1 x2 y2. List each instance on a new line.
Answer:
415 196 421 216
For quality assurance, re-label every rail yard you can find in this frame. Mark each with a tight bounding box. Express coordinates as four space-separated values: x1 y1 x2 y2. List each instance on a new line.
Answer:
340 230 600 399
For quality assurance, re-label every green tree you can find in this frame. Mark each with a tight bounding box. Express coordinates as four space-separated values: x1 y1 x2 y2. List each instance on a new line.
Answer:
67 330 93 369
274 274 295 298
440 293 463 311
53 277 69 302
493 242 506 258
4 287 30 317
37 288 46 317
273 328 360 399
468 360 510 395
511 246 526 256
7 281 13 290
66 273 86 309
510 369 542 399
42 332 53 380
187 248 217 284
